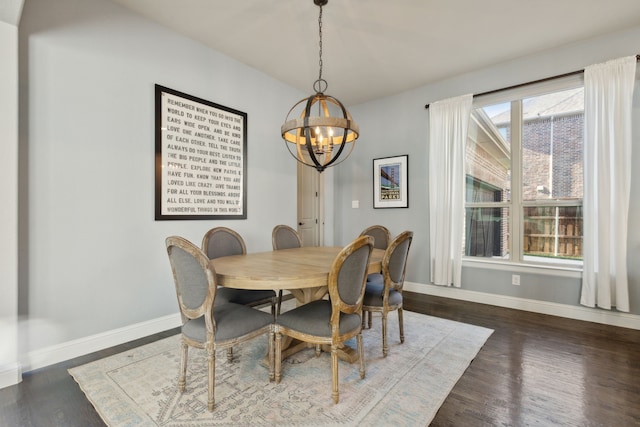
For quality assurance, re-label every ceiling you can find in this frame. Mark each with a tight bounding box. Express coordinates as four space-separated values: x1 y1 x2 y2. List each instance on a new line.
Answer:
111 0 640 105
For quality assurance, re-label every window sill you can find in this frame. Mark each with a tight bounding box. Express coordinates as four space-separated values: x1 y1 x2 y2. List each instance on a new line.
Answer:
462 257 583 278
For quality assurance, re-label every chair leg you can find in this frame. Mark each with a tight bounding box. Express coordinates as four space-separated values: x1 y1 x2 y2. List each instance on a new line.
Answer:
226 347 233 362
398 308 405 344
367 310 373 329
276 290 283 316
207 344 215 412
275 331 282 384
179 342 188 392
315 344 321 357
382 311 389 357
357 333 365 380
361 310 367 329
269 329 275 382
331 345 339 404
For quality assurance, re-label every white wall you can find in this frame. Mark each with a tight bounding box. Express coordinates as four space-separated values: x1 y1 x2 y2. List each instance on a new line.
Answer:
17 0 304 371
335 26 640 320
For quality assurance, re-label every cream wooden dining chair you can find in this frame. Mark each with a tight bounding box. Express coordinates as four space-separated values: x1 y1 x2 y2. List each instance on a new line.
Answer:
165 236 274 412
271 224 303 315
202 227 278 315
274 235 373 404
361 230 413 357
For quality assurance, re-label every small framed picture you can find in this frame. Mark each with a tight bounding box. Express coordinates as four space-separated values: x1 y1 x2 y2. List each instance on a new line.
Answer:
373 155 408 208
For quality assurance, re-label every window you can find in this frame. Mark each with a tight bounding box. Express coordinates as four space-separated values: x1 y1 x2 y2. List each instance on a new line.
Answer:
464 83 584 266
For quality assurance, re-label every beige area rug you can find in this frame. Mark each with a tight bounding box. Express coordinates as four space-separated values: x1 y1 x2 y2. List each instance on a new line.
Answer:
69 305 493 426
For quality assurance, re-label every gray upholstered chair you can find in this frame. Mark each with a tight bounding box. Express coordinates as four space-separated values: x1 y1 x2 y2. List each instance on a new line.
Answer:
361 230 413 357
359 225 391 285
275 235 373 403
359 225 391 251
202 227 278 315
271 224 303 315
165 236 274 412
272 224 303 250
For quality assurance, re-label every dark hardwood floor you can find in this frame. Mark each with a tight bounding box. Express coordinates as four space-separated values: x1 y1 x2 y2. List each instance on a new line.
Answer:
404 293 640 426
2 293 639 426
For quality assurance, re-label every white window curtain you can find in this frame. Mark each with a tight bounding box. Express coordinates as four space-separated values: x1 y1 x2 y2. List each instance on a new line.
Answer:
428 94 473 287
581 55 637 312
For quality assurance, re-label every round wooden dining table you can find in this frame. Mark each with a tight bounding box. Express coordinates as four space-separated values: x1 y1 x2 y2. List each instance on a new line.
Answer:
210 246 384 361
211 246 383 303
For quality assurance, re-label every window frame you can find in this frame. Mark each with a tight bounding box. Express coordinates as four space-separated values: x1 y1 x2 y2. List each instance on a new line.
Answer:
465 74 585 271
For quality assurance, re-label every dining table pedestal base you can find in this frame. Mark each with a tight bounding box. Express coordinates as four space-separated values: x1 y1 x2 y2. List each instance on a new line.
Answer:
320 343 359 363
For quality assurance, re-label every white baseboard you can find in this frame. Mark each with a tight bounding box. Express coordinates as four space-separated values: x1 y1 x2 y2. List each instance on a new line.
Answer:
404 281 640 330
24 312 182 373
0 362 22 389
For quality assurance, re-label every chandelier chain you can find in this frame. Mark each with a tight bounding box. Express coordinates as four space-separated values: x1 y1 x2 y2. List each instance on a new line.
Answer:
317 4 323 83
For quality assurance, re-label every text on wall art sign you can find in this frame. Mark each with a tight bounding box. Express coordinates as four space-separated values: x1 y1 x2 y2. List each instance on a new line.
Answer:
155 84 247 220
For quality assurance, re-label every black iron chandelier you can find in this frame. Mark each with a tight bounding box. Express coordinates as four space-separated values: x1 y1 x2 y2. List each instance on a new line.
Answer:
280 0 360 173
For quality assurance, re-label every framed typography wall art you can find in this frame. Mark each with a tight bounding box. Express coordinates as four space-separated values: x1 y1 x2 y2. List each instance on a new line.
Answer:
155 84 247 220
373 155 408 208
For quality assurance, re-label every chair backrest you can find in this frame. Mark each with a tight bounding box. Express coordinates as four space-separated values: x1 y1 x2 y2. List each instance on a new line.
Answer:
202 227 247 259
166 236 217 322
328 235 374 317
359 225 391 250
272 224 302 250
383 231 413 291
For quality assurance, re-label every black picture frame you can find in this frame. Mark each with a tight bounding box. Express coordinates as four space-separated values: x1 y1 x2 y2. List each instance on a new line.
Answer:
373 155 409 208
155 85 247 220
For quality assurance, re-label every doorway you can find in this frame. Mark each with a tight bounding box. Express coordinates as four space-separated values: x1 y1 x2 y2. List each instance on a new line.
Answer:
297 161 323 247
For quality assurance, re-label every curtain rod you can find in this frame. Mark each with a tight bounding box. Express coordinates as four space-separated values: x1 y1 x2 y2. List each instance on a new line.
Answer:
424 54 640 109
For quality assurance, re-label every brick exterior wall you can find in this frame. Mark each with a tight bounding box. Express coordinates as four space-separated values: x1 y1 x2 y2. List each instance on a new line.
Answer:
465 144 508 201
521 113 583 199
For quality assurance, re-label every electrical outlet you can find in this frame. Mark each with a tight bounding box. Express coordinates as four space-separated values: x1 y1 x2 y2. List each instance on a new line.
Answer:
512 274 521 286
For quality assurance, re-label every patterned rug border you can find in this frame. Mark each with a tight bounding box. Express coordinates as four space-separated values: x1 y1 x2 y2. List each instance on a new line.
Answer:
69 310 493 426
